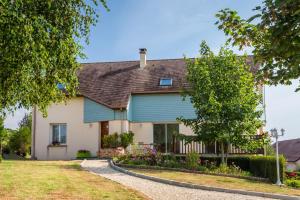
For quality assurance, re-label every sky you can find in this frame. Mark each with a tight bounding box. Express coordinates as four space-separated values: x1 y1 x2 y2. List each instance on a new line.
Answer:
4 0 300 140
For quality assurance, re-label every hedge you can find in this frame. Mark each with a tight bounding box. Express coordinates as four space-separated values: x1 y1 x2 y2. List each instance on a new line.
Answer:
249 155 286 183
176 155 286 183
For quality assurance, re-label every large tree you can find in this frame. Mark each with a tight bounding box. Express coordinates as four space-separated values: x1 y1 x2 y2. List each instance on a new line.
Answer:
216 0 300 90
178 42 263 164
0 0 108 115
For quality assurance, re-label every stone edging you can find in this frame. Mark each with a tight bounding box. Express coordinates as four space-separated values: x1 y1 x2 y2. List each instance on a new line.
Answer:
109 160 299 200
115 162 269 182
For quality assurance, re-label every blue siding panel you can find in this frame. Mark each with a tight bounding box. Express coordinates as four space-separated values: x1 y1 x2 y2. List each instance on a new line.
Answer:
131 94 196 122
115 110 127 120
84 98 128 123
84 98 115 123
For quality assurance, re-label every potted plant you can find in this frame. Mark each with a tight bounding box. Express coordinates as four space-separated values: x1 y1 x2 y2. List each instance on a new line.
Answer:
99 132 134 158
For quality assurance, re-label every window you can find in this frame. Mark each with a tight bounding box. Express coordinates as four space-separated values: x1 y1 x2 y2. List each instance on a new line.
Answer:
159 78 172 86
153 124 179 153
52 124 67 144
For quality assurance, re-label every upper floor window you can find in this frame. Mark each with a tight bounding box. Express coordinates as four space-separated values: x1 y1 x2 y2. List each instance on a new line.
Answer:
51 124 67 145
159 78 172 86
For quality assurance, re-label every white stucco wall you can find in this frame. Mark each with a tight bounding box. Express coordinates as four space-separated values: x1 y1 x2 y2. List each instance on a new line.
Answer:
130 122 153 144
179 124 194 136
109 120 129 134
34 97 99 160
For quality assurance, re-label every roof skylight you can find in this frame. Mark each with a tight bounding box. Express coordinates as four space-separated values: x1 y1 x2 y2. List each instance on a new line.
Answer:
159 78 172 86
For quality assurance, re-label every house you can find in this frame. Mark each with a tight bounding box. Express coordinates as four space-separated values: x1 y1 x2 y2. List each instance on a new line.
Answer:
31 48 261 160
273 138 300 171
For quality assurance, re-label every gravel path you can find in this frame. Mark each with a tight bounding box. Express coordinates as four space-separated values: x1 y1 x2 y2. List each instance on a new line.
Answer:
81 160 275 200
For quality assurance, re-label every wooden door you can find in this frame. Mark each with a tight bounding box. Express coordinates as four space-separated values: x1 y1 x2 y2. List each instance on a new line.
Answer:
101 121 109 148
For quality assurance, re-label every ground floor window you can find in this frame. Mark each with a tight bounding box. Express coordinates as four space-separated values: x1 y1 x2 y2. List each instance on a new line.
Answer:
153 123 179 153
51 124 67 144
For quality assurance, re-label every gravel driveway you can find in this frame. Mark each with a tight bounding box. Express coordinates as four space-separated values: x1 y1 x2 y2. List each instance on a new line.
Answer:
81 160 275 200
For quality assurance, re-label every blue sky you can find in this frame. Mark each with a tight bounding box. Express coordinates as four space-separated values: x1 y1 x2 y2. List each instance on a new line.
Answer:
5 0 300 140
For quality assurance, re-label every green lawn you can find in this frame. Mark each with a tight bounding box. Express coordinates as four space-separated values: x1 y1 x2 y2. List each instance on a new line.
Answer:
127 168 300 197
0 160 148 200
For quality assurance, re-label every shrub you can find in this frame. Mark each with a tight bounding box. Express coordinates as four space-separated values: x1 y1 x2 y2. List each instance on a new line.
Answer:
76 150 91 159
120 131 134 148
249 155 286 183
0 154 2 163
286 179 300 188
186 151 199 170
103 132 120 148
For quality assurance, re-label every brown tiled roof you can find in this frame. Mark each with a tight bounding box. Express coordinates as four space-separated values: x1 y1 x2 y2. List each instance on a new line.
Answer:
78 57 259 109
273 138 300 162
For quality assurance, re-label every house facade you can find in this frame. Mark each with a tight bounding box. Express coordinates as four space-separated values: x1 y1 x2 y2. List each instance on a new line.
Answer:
31 49 262 160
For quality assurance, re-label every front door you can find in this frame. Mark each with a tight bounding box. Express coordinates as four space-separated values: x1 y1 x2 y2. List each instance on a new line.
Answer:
100 121 109 148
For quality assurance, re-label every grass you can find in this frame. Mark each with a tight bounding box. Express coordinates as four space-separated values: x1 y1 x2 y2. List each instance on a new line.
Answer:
0 160 148 200
127 168 300 197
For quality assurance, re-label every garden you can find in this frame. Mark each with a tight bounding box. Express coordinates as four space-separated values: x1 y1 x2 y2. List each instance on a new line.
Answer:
112 145 300 195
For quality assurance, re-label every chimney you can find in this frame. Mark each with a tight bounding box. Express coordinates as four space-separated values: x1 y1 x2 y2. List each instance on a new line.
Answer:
139 48 147 69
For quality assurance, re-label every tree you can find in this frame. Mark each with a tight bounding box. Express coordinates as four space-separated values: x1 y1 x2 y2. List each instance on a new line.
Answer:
216 0 300 91
8 114 32 156
18 113 32 128
178 41 263 164
0 117 6 157
0 0 109 115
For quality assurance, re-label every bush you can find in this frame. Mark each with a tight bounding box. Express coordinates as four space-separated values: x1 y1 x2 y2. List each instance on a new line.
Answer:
76 150 91 159
0 154 2 163
186 151 199 170
120 131 134 148
103 132 120 148
286 179 300 188
249 155 285 183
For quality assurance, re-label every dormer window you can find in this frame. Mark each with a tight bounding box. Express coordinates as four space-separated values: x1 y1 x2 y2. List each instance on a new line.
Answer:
159 78 172 86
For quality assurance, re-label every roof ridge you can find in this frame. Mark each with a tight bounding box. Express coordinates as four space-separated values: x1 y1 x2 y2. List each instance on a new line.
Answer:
80 58 186 65
279 138 300 142
80 55 255 65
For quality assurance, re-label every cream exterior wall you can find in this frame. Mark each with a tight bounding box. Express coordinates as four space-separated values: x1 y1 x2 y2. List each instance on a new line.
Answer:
179 123 194 136
130 122 153 144
35 97 99 160
128 122 193 145
108 120 129 134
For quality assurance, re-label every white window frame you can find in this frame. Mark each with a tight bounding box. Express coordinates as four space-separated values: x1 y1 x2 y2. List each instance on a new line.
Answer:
51 123 67 145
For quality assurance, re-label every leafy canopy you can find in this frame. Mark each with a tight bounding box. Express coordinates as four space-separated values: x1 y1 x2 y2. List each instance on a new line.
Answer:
216 0 300 91
0 0 108 115
178 41 263 152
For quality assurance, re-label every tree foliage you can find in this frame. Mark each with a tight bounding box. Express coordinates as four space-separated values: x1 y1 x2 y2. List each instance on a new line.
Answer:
0 117 6 156
0 0 108 115
178 41 263 163
216 0 300 90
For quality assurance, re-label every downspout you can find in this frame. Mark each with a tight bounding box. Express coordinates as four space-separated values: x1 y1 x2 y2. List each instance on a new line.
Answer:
31 106 36 159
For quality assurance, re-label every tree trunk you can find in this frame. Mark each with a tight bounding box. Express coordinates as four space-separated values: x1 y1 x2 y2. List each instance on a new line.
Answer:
221 142 225 164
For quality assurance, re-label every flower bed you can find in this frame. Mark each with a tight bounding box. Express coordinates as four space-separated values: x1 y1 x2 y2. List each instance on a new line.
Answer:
98 147 125 158
285 170 300 189
113 148 255 180
113 147 287 183
113 161 269 182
